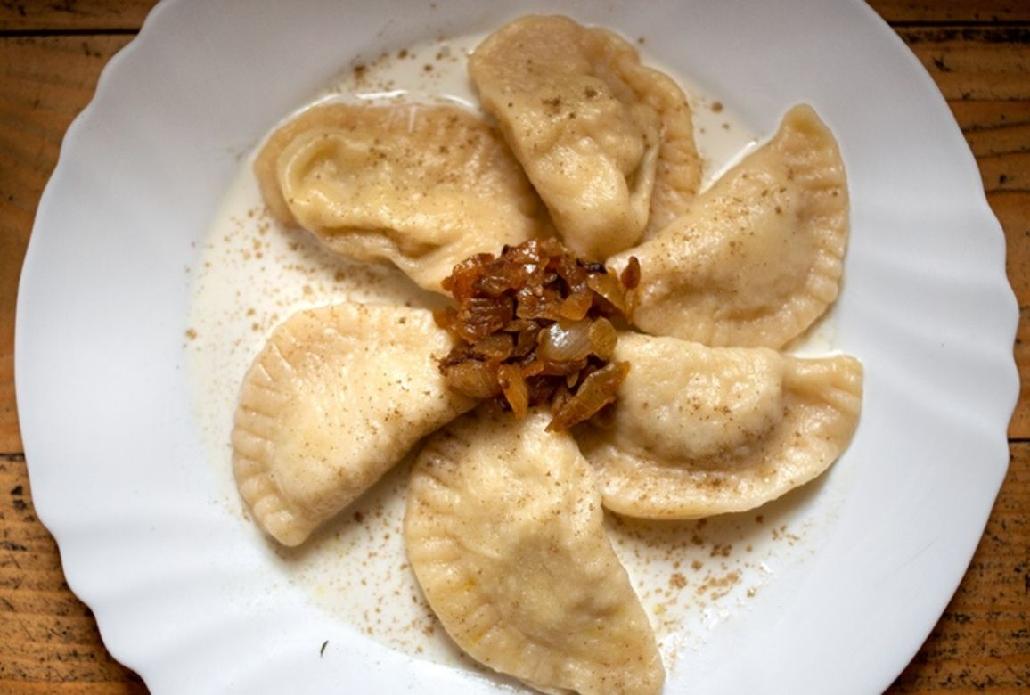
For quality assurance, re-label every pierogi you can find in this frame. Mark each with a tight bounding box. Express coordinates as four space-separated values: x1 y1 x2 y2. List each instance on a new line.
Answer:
612 104 848 348
406 409 664 695
254 102 548 292
577 333 862 519
470 15 700 260
220 16 866 689
232 303 474 546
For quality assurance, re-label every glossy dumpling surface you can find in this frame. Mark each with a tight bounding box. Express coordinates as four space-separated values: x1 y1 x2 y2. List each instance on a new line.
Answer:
578 333 862 519
470 15 700 260
613 104 848 348
254 102 547 292
232 303 474 546
406 409 664 695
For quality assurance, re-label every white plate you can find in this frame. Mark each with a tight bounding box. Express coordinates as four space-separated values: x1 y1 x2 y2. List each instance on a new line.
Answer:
16 1 1018 693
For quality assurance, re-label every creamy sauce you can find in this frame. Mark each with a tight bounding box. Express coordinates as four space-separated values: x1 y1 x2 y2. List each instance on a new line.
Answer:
186 30 835 678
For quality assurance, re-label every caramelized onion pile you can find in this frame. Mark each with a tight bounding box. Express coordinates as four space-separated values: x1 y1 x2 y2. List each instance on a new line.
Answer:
436 239 639 430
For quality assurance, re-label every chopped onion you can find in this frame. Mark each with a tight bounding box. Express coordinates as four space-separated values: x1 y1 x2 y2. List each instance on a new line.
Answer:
549 362 629 430
588 317 617 360
472 333 514 360
557 289 593 321
586 272 628 314
437 240 638 430
497 364 528 418
441 361 499 399
620 256 641 289
537 320 593 362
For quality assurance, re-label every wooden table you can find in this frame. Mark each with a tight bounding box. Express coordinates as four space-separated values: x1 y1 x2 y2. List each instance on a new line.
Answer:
1 1 1026 692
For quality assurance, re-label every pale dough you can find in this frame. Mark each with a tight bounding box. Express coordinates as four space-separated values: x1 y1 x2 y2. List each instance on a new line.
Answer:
406 409 664 695
254 102 549 292
578 332 862 519
612 104 848 348
470 15 700 260
232 303 474 546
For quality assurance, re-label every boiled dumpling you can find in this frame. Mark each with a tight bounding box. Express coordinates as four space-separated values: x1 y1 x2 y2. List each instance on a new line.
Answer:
577 332 862 519
253 102 549 292
406 409 664 695
636 58 702 238
232 303 474 546
470 15 700 260
612 104 848 348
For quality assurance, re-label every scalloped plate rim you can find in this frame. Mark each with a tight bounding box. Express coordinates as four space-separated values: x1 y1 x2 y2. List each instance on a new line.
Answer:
15 0 1019 693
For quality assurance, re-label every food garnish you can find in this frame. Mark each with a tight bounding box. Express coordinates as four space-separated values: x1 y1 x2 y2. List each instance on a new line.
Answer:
436 239 640 429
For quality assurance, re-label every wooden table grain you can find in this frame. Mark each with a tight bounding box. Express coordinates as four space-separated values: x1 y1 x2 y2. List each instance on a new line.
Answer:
0 1 1026 692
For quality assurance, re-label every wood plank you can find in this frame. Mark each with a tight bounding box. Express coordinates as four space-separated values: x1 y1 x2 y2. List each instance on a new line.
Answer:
0 0 152 32
952 101 1030 193
1 38 1025 452
1 441 1026 691
0 459 143 690
2 686 145 695
0 12 1027 695
982 191 1029 437
0 35 131 453
901 26 1030 101
2 1 1030 32
888 442 1030 693
871 0 1030 23
1017 320 1029 438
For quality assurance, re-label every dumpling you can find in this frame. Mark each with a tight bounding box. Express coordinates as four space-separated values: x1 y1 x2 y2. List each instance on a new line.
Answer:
611 104 848 348
253 102 548 292
470 15 700 260
232 303 474 546
406 409 663 695
577 332 862 519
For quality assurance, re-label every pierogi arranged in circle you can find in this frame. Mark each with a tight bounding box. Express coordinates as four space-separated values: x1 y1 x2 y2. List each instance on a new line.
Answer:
254 102 550 292
609 105 848 349
576 332 862 519
232 303 474 546
469 15 701 261
229 14 863 694
406 410 664 695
